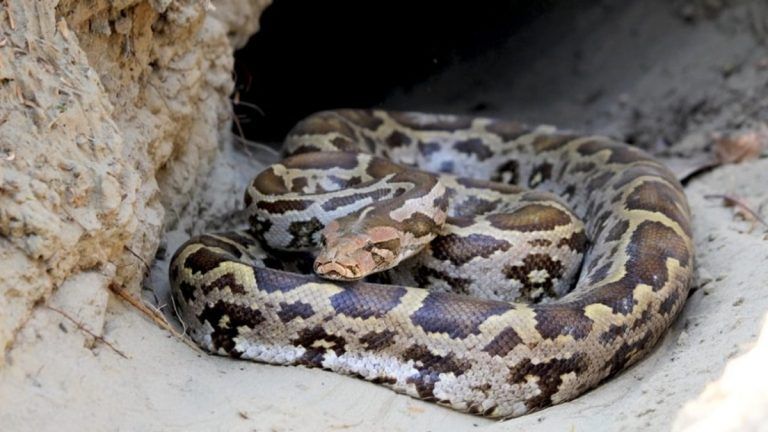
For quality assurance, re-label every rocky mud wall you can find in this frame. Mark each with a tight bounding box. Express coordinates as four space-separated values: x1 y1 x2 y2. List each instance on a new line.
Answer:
0 0 269 365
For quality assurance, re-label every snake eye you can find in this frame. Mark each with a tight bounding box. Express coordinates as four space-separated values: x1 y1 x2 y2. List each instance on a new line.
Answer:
363 242 374 252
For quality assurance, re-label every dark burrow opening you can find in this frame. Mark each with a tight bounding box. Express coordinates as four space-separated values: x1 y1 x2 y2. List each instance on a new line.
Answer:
232 0 560 144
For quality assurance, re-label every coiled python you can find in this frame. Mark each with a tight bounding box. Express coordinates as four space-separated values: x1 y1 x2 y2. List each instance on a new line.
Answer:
170 109 693 418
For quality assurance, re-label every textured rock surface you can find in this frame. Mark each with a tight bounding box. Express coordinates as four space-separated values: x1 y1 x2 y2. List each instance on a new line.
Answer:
0 0 269 367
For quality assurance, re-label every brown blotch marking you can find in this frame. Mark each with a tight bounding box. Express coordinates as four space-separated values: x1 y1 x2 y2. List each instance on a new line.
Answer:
403 344 472 401
320 188 393 212
184 247 225 274
482 327 524 358
256 199 314 214
291 176 309 192
418 141 441 157
359 329 398 351
491 159 519 184
507 353 588 410
433 192 450 213
202 272 247 296
618 220 690 292
412 266 472 295
531 134 577 153
625 181 691 235
286 217 323 249
582 220 691 314
293 326 347 366
389 112 473 131
174 280 197 303
630 308 653 331
605 220 630 242
385 130 412 148
374 238 401 253
399 212 442 238
277 301 315 322
199 301 266 357
330 284 407 319
253 267 313 293
599 323 628 344
503 254 565 302
410 292 512 338
337 109 384 130
486 119 528 141
659 290 681 315
430 233 511 266
454 138 493 161
557 230 588 253
251 168 288 194
365 157 400 178
528 162 553 187
528 238 552 247
249 215 272 240
606 332 654 376
531 305 594 340
487 204 572 232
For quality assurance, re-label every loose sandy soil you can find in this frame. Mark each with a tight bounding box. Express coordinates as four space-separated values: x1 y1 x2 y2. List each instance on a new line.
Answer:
3 0 768 431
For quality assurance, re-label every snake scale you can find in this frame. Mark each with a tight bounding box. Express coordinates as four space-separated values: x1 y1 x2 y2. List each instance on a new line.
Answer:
170 109 694 418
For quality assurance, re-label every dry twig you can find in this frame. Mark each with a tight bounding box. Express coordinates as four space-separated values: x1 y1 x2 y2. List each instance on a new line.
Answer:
45 305 129 359
109 283 204 354
704 194 768 230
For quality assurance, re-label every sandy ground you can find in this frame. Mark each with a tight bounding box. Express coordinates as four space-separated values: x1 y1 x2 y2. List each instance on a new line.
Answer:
4 0 768 431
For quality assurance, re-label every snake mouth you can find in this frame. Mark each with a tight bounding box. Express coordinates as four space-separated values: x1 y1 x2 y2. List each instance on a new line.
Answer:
314 260 362 281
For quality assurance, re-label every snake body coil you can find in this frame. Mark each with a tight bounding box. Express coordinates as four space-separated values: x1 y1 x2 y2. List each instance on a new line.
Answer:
170 110 693 418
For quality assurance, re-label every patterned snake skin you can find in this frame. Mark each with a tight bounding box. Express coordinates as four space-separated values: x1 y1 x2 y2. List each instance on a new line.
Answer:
170 110 694 418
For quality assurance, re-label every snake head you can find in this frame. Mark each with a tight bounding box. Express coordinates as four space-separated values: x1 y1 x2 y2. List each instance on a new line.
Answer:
314 221 403 281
